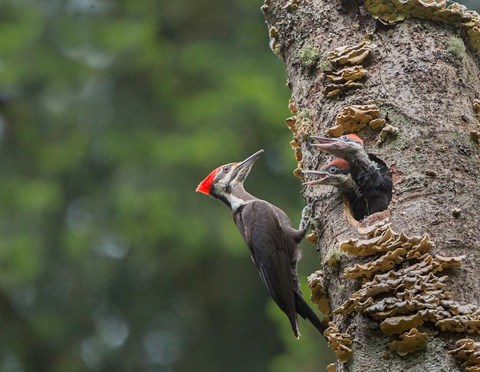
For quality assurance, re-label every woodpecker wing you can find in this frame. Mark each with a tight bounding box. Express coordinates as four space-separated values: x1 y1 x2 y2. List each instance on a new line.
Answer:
368 154 393 200
353 153 392 215
233 200 300 337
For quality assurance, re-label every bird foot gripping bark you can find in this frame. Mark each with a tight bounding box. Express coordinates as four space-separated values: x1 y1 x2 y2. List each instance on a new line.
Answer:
299 200 323 233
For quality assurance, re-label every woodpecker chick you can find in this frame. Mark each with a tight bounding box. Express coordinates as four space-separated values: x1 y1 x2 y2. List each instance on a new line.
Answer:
196 150 325 338
311 134 392 217
303 158 367 221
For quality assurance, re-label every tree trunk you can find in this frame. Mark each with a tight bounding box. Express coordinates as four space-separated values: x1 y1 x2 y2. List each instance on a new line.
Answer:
263 1 480 371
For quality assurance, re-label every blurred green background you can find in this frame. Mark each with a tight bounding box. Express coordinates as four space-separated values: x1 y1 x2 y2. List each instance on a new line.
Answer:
0 0 478 371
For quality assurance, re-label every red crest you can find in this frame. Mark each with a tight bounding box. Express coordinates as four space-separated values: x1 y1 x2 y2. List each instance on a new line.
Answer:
345 133 363 144
327 158 350 170
196 167 221 195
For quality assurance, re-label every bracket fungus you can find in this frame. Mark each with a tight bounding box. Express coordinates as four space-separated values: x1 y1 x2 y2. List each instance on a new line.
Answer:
449 338 480 372
324 66 368 98
470 130 480 144
285 109 314 141
380 313 424 335
339 223 433 257
268 26 281 56
474 99 480 113
308 270 331 316
388 328 428 356
285 107 315 180
326 363 336 372
377 123 399 144
327 104 383 137
323 39 374 98
364 0 480 56
327 40 373 66
341 231 443 279
284 0 300 11
436 312 480 334
324 322 353 363
306 231 318 245
330 220 479 359
326 66 368 84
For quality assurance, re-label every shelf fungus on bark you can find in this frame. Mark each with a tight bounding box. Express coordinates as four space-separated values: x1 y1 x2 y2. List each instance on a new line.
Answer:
306 231 318 245
364 0 480 56
377 124 399 144
380 313 424 335
327 104 384 137
388 328 428 356
285 109 314 141
308 270 332 317
339 223 433 257
331 220 480 358
293 165 305 181
342 224 434 279
474 99 480 113
326 363 336 372
288 97 298 114
268 26 282 56
324 66 368 98
436 313 480 334
322 39 373 98
449 338 480 372
470 130 480 144
284 0 300 11
285 108 314 180
324 322 353 363
327 40 373 66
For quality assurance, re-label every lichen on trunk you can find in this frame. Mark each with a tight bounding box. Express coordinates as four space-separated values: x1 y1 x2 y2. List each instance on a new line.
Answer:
262 0 480 371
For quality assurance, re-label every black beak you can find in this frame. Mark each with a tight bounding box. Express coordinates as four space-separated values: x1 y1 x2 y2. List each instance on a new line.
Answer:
238 149 264 168
231 149 264 183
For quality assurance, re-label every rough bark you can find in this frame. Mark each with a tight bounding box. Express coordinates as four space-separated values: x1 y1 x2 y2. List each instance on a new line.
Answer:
263 1 480 371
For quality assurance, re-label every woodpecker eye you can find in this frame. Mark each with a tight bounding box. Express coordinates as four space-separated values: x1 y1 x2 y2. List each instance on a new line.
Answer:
223 166 230 172
329 167 338 174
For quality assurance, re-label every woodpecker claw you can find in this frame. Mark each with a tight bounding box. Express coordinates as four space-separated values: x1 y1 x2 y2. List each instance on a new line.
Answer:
299 201 322 232
299 205 311 232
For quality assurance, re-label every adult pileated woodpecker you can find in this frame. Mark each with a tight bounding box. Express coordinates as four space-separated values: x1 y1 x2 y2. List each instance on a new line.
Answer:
303 158 367 221
196 149 325 338
311 134 392 218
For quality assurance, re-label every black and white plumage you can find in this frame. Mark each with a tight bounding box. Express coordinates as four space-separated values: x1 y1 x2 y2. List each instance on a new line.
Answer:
196 150 325 338
303 158 367 220
311 134 392 218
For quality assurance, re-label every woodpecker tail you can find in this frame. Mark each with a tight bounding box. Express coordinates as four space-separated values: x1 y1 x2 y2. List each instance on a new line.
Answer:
295 293 326 336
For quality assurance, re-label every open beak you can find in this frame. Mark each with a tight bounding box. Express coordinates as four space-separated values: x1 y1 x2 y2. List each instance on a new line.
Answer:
231 149 264 183
310 136 349 152
302 169 330 186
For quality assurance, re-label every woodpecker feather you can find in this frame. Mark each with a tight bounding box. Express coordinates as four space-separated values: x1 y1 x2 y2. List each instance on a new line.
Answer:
196 150 325 338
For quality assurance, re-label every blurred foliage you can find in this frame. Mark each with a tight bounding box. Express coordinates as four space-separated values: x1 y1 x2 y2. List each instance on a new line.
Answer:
0 0 478 371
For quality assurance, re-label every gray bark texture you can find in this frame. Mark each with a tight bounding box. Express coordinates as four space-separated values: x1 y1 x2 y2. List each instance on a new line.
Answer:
263 1 480 371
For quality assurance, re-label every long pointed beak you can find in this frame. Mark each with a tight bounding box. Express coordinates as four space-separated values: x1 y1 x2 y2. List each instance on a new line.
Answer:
238 149 264 168
231 149 264 182
302 170 330 186
310 136 349 151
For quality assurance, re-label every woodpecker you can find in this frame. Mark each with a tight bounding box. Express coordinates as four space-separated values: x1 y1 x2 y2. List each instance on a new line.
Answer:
303 158 367 221
311 134 392 217
196 149 325 338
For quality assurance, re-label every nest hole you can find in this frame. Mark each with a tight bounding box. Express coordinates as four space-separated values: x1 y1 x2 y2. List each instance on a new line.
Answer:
343 153 393 223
